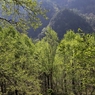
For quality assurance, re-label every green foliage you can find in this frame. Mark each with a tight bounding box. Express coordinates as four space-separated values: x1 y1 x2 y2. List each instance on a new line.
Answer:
0 0 47 31
34 27 58 73
33 27 58 95
54 30 95 95
0 26 41 95
0 25 95 95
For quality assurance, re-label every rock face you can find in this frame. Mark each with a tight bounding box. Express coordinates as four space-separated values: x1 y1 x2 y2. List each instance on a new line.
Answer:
49 9 93 39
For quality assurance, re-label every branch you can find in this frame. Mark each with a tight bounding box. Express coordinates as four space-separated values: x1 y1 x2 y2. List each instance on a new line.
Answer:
0 17 17 24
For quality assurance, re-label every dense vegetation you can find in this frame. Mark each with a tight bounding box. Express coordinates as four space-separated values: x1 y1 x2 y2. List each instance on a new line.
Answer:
0 26 95 95
0 0 95 95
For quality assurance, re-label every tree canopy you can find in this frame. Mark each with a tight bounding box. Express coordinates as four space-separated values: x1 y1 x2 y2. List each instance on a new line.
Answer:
0 26 40 95
0 25 95 95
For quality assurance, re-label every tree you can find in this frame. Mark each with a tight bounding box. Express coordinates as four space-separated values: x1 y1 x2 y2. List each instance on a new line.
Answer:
34 27 58 95
54 30 95 95
0 0 47 31
0 26 41 95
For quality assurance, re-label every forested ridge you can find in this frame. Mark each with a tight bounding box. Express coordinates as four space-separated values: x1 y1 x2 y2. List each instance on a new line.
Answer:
0 0 95 95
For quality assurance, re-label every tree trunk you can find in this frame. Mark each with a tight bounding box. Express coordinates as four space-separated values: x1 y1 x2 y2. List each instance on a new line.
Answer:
15 89 18 95
72 77 77 95
47 75 50 89
44 73 47 95
91 87 95 95
64 73 68 95
1 81 6 94
50 70 53 89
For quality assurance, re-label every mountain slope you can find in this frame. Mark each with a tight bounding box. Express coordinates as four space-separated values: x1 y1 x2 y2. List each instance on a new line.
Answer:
49 9 93 39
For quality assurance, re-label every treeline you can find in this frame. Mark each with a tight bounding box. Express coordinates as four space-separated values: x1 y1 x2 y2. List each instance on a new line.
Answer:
0 26 95 95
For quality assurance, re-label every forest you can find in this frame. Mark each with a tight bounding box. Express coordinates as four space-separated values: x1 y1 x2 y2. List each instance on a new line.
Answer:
0 0 95 95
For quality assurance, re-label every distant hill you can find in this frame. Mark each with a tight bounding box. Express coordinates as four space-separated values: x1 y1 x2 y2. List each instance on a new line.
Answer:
69 0 95 14
28 0 95 39
48 0 95 14
38 0 95 14
48 9 93 39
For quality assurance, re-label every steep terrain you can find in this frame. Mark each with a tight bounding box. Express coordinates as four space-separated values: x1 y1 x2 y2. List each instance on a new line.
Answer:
28 0 95 39
49 9 93 39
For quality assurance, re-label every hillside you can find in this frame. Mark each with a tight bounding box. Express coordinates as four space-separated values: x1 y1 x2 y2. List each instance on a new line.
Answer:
48 9 93 39
27 0 95 39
